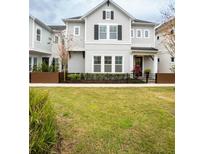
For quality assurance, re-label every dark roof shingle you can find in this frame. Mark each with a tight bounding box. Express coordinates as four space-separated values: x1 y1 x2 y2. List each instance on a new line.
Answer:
49 25 66 31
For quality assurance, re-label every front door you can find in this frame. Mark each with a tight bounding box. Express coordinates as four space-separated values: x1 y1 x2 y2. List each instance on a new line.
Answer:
42 57 49 66
135 56 143 76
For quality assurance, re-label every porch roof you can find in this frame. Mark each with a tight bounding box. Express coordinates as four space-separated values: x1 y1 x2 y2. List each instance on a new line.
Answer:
131 47 158 51
131 47 158 55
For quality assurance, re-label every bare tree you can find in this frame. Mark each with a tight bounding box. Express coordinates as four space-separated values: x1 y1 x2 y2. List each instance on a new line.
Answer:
58 33 73 81
159 1 175 72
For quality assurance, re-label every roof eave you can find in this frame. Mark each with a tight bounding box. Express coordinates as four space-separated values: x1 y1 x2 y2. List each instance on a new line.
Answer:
81 0 135 20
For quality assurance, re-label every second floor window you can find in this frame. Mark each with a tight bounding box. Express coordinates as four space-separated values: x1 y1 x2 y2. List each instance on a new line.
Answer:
144 30 150 38
36 28 41 41
131 29 134 38
74 26 80 36
109 25 117 39
99 25 107 39
136 29 142 38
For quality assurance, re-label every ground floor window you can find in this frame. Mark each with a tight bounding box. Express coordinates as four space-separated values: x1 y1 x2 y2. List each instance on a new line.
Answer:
94 56 101 72
104 56 112 72
29 57 32 72
93 55 123 73
29 57 38 72
115 56 123 72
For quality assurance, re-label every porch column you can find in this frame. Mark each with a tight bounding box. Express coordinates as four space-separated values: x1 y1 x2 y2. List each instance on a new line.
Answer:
153 55 158 74
130 54 134 72
129 54 134 78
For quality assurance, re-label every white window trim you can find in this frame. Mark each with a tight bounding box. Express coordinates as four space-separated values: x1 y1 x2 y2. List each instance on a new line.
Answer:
74 26 80 36
98 23 118 40
136 29 142 38
29 57 38 72
92 55 124 73
36 26 42 42
144 29 150 38
131 29 134 38
93 56 102 73
104 56 112 73
105 9 112 20
114 56 124 73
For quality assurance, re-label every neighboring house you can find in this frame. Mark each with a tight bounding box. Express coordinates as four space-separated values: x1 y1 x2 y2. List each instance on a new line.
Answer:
29 15 65 72
29 0 159 76
155 18 175 73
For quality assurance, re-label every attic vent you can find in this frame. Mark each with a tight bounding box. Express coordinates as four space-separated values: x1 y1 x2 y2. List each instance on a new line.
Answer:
107 0 110 6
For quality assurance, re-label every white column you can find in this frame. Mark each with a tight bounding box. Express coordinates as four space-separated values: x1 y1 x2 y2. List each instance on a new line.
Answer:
153 55 158 74
130 54 134 78
130 54 134 72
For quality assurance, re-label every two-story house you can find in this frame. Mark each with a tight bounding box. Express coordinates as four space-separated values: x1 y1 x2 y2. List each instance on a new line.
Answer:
29 15 65 71
63 0 158 75
29 0 159 76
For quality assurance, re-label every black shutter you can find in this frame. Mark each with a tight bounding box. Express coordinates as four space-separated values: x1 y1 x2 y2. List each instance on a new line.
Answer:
94 25 99 40
118 25 122 40
111 11 114 20
103 11 106 19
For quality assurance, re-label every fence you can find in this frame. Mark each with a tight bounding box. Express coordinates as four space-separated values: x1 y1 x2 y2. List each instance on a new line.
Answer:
155 73 175 83
30 72 174 84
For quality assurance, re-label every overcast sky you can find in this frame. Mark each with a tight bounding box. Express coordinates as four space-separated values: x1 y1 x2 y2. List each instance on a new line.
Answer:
29 0 174 25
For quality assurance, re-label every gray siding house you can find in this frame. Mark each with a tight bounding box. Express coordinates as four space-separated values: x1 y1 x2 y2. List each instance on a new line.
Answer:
29 0 158 75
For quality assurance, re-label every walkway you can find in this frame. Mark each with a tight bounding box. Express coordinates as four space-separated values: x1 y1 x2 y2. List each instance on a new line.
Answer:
30 83 175 88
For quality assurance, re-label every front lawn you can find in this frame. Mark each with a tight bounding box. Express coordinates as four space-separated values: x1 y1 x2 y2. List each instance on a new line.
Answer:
31 87 175 154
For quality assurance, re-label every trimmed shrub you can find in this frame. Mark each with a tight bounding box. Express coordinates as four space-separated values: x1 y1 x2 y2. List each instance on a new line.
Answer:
29 89 57 154
32 62 59 72
67 74 81 80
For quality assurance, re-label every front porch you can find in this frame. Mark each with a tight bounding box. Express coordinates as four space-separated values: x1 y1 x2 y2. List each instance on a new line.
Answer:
130 47 158 79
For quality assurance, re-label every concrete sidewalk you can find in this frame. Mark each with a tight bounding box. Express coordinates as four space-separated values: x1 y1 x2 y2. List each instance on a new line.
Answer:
29 83 175 88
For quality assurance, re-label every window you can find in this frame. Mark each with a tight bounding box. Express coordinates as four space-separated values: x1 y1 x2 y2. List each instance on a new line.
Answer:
104 56 112 72
74 26 80 36
158 58 160 62
136 29 142 38
54 36 58 43
157 36 160 40
115 56 123 72
131 29 134 38
29 57 32 72
33 57 37 67
99 25 107 39
109 25 117 39
94 56 101 72
106 11 111 19
144 29 150 38
171 57 175 62
36 28 41 41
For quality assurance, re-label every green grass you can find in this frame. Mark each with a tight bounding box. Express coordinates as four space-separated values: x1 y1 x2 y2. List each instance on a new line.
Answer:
31 87 175 154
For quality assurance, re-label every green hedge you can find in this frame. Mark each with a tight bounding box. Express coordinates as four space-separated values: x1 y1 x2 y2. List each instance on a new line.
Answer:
66 73 130 81
29 89 57 154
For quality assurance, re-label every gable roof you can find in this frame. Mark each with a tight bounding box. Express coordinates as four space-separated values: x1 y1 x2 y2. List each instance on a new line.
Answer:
30 15 53 33
81 0 135 20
